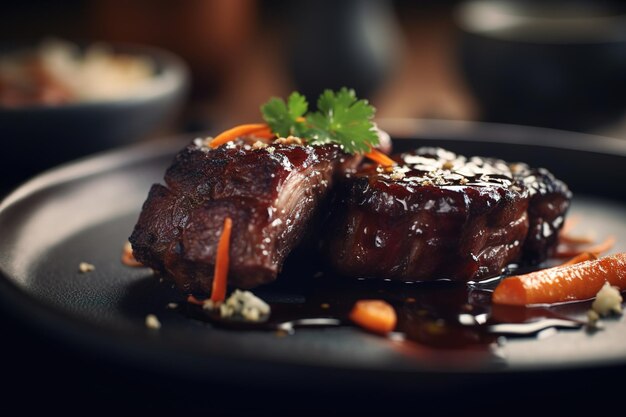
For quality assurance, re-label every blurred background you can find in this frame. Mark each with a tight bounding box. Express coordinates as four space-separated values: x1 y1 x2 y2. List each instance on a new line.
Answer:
1 0 625 189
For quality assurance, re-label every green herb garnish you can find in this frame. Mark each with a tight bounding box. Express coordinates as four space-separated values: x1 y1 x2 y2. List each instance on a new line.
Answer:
260 87 378 154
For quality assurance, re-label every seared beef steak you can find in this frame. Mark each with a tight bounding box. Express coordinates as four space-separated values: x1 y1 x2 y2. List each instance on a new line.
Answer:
326 147 571 282
130 139 350 292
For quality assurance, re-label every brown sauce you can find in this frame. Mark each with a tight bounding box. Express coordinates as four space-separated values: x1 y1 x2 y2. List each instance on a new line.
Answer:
180 260 591 350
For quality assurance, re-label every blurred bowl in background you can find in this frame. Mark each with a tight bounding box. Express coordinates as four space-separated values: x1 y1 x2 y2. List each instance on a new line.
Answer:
454 0 626 133
0 40 189 187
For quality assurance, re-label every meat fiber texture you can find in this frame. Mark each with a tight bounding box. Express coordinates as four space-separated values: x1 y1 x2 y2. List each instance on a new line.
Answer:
129 139 351 292
326 147 571 283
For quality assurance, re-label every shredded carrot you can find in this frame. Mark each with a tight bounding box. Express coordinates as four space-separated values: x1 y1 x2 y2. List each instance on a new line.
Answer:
561 251 598 266
211 217 233 303
559 216 580 236
253 127 275 139
492 252 626 306
349 299 397 334
209 123 271 148
364 147 395 167
559 233 596 245
121 241 143 267
555 235 616 258
187 294 205 306
558 215 596 244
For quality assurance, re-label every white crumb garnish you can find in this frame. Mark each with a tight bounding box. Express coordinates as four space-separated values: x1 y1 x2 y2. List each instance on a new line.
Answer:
204 290 270 322
266 146 276 154
591 282 623 316
193 137 212 149
389 166 409 181
252 140 268 149
78 262 95 273
202 299 217 311
145 314 161 330
274 136 303 145
586 309 601 329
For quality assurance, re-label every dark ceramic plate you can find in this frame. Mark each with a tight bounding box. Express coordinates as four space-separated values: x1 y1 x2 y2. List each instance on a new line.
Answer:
1 119 625 415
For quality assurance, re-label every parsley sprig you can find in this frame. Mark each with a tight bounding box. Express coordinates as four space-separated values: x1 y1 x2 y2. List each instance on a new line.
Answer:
260 88 378 154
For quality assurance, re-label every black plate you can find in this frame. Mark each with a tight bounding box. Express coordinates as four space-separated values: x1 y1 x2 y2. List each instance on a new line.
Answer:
1 120 625 415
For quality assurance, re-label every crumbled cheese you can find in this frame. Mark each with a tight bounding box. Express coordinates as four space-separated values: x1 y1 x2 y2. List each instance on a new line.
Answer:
389 167 407 181
591 282 623 316
193 137 212 149
78 262 95 273
252 140 268 150
442 160 454 170
204 290 270 322
266 146 276 154
145 314 161 330
274 136 303 146
587 309 601 328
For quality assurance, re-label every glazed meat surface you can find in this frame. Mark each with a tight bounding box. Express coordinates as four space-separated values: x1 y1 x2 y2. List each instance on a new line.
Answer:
326 147 571 283
130 138 351 291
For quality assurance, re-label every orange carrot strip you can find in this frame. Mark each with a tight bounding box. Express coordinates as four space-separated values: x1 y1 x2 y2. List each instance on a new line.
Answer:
559 233 595 245
252 127 275 139
559 216 580 236
554 235 616 258
209 123 270 148
492 252 626 306
364 147 395 167
187 294 205 306
561 251 598 266
349 299 397 334
211 217 233 303
121 241 143 267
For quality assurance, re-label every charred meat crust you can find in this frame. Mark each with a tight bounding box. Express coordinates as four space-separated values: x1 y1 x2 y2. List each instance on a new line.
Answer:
130 140 351 291
326 147 571 283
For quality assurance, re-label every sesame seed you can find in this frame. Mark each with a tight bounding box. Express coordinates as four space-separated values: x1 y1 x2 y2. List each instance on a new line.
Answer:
78 262 95 273
145 314 161 330
252 140 268 150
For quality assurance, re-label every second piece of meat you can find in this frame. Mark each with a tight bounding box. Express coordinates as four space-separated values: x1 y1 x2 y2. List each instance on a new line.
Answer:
325 147 571 283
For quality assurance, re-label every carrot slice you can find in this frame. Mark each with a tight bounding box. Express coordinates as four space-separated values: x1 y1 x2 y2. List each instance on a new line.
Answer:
211 217 233 303
349 299 397 334
209 123 271 148
364 148 395 167
121 241 143 267
561 251 598 266
492 252 626 306
555 235 616 258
